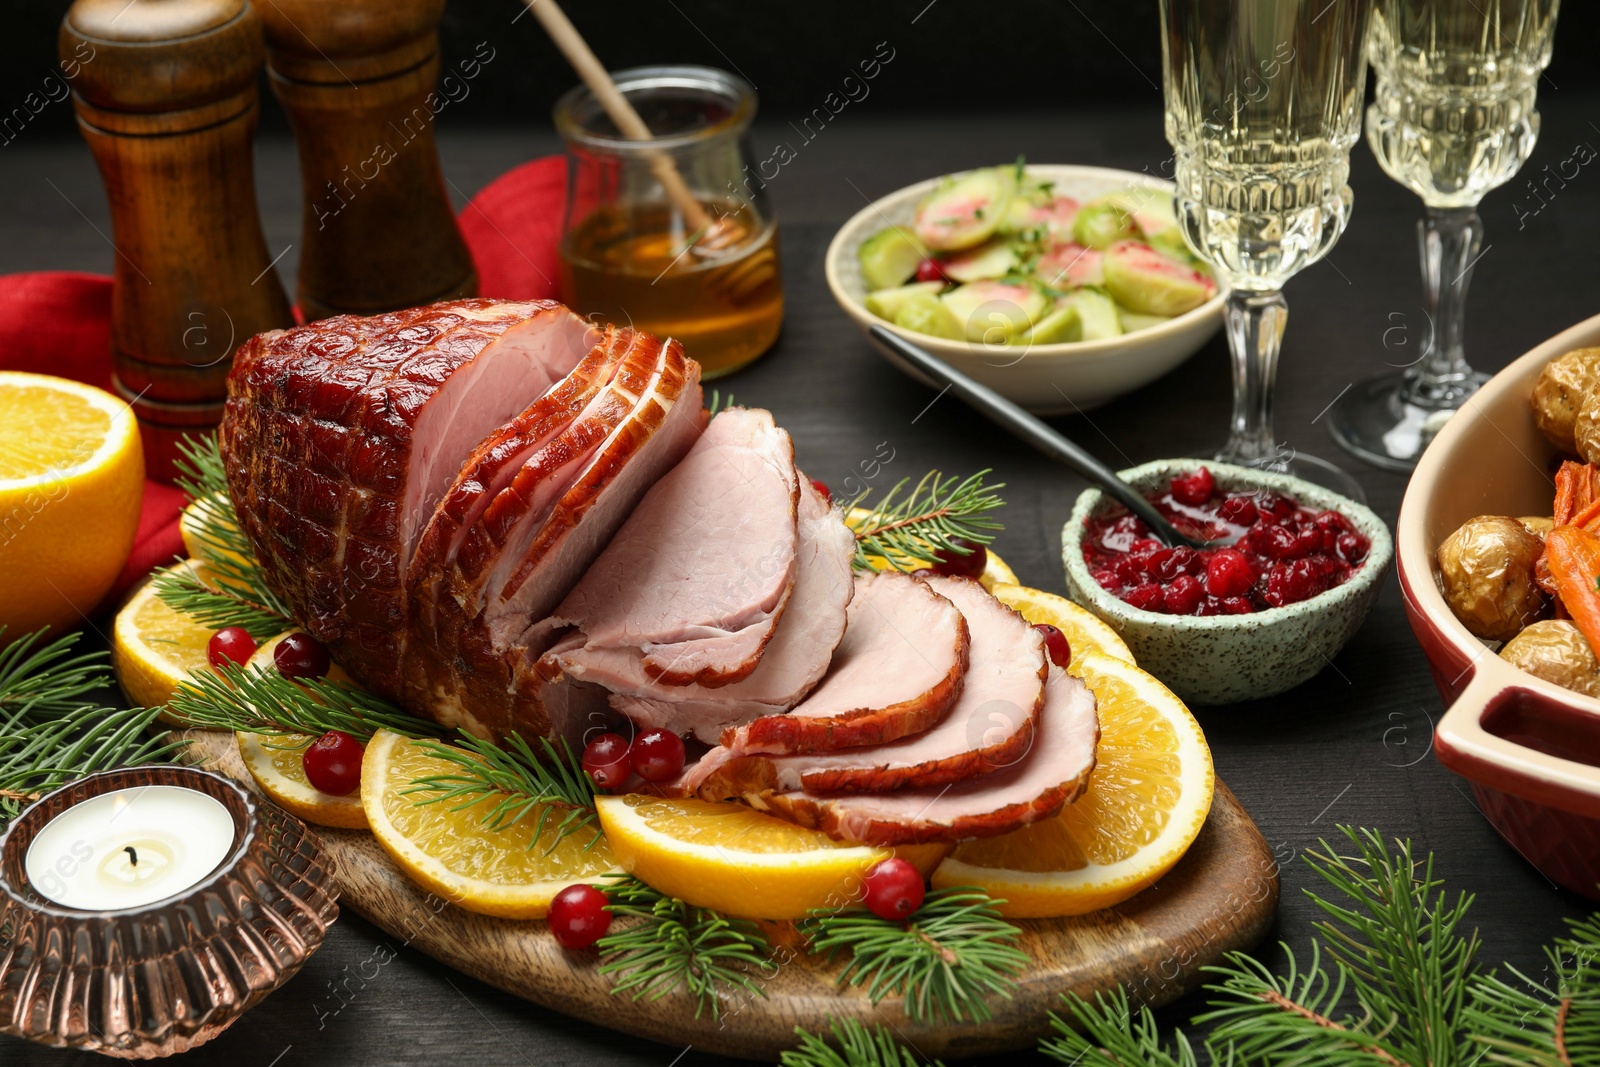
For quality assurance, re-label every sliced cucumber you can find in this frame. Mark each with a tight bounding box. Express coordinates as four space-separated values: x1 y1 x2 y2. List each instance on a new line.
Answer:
942 238 1019 283
1020 304 1082 345
1063 288 1123 341
857 227 928 291
914 167 1016 252
940 281 1048 344
864 280 946 321
892 292 964 341
1102 240 1215 316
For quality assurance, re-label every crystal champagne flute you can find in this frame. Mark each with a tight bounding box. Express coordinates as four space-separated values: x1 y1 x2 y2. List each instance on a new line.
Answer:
1160 0 1373 499
1328 0 1560 470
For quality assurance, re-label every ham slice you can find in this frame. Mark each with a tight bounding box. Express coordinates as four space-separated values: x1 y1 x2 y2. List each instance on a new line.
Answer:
687 576 1040 797
221 299 594 697
544 475 855 743
747 665 1100 845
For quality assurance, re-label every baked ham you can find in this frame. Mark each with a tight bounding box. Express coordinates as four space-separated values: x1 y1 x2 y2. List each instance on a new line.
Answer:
222 300 594 696
747 665 1100 845
544 475 855 742
686 575 1041 797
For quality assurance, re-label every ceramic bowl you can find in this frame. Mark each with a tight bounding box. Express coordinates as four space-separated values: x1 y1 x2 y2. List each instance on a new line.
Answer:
1398 312 1600 900
1061 460 1392 705
823 165 1228 414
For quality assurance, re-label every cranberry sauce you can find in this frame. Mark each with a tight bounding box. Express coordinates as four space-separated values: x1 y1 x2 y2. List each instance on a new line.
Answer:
1082 467 1370 616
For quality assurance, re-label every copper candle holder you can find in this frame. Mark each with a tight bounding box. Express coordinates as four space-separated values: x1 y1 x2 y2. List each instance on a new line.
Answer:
0 766 339 1058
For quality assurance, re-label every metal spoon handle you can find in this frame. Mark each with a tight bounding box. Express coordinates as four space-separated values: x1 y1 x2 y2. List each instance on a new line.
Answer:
869 325 1199 548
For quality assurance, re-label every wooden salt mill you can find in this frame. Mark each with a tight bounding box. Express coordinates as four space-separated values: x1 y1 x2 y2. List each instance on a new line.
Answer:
259 0 477 320
60 0 293 482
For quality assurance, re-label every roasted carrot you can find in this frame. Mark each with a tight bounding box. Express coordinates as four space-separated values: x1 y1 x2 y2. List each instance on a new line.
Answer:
1546 525 1600 652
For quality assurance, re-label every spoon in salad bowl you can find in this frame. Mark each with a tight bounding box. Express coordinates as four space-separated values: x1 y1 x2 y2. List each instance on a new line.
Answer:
868 324 1224 550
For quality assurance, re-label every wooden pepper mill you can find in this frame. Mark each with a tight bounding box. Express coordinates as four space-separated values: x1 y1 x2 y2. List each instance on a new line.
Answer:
259 0 478 321
60 0 294 482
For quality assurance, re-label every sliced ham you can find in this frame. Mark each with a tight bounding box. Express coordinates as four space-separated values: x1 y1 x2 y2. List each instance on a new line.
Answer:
544 475 855 743
747 665 1100 845
688 575 1041 797
536 408 800 689
221 299 594 697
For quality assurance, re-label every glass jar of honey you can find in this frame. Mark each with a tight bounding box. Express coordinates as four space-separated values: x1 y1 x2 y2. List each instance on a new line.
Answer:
554 66 783 379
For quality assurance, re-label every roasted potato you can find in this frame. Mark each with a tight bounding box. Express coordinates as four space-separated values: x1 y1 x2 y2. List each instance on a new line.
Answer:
1517 515 1555 540
1500 619 1600 697
1576 386 1600 465
1533 347 1600 454
1436 515 1548 641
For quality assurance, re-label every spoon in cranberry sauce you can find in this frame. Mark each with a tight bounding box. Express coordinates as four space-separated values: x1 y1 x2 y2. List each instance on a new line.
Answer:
869 325 1227 549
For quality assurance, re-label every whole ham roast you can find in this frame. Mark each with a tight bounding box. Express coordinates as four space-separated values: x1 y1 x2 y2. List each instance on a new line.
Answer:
221 299 1098 845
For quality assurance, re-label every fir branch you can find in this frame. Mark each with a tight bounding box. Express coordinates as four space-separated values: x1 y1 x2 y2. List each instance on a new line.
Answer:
164 662 449 742
845 470 1006 573
0 705 182 826
596 874 775 1020
403 732 601 854
0 628 109 720
1465 912 1600 1067
782 1017 945 1067
150 560 291 641
801 886 1028 1024
1043 987 1201 1067
706 389 737 417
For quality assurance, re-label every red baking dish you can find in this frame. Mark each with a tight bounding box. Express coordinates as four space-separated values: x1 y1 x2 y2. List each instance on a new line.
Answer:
1399 313 1600 900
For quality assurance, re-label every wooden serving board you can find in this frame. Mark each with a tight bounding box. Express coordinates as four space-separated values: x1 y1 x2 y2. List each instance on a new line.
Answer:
186 729 1278 1061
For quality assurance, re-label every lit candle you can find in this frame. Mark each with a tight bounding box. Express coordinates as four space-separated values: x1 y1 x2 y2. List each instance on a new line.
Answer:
23 785 238 910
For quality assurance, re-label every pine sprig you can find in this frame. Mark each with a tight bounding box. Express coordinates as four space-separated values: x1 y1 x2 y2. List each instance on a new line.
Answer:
1465 912 1600 1067
801 886 1028 1024
150 560 291 641
845 470 1006 572
403 732 601 853
596 874 775 1020
164 662 449 743
0 627 109 720
783 1017 946 1067
1044 986 1201 1067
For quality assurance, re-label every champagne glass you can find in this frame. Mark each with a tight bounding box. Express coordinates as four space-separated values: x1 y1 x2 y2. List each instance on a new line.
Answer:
1329 0 1560 470
1160 0 1373 500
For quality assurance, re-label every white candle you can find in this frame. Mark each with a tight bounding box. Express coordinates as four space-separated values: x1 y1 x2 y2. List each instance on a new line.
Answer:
24 785 238 910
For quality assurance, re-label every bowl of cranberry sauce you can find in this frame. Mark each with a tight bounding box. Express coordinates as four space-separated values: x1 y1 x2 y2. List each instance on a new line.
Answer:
1063 460 1391 705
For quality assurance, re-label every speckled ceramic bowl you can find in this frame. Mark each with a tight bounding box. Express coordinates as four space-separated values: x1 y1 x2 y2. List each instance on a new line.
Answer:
1062 460 1392 704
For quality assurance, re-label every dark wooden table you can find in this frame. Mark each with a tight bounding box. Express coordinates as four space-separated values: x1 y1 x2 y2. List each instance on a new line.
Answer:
4 97 1595 1064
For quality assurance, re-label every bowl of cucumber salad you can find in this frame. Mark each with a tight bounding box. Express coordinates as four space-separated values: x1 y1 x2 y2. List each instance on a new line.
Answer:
825 162 1227 413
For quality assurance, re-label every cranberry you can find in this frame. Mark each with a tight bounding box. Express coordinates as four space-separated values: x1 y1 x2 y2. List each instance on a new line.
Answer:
1129 538 1164 555
1254 492 1296 521
1113 555 1147 584
207 626 256 669
274 632 331 680
629 729 686 783
1122 584 1165 612
1090 567 1120 591
1286 527 1326 560
810 478 833 504
929 539 987 579
549 883 612 949
1263 558 1341 607
1204 549 1255 598
1219 596 1255 615
1169 467 1216 507
582 732 632 790
1311 510 1352 535
1034 623 1072 669
1336 531 1370 565
301 730 363 796
1218 495 1259 526
915 257 951 284
1162 575 1203 615
1247 523 1297 560
862 858 925 920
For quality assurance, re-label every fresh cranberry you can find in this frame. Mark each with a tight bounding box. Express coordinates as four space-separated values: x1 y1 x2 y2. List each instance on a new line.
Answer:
1034 623 1072 669
207 626 256 669
810 478 833 504
582 732 632 790
1122 584 1165 612
629 729 686 783
1336 531 1370 565
862 858 925 920
915 257 951 284
929 539 987 579
549 883 612 949
302 730 363 796
1204 549 1255 598
274 632 331 680
1163 575 1204 615
1217 495 1259 526
1169 467 1216 507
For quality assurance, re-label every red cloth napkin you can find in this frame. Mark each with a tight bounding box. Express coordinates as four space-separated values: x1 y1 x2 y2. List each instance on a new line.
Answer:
0 156 570 600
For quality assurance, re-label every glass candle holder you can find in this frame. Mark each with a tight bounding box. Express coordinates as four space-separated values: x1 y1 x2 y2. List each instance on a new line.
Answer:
555 65 784 380
0 766 339 1058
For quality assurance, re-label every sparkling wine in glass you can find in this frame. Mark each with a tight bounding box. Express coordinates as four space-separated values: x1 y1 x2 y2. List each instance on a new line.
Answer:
1161 0 1373 499
1329 0 1560 470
